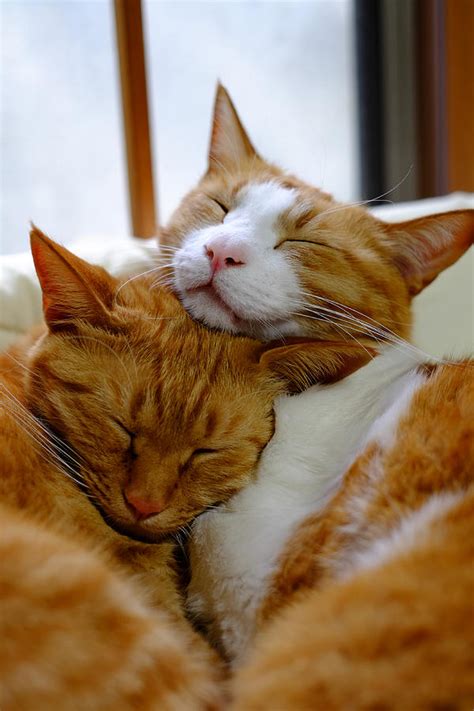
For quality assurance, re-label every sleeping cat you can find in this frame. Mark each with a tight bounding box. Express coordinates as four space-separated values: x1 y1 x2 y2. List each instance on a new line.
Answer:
231 353 474 709
161 83 473 344
188 347 474 674
0 227 368 709
162 85 474 703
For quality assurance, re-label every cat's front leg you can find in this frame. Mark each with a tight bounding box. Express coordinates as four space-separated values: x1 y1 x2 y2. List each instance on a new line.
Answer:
110 538 184 616
110 536 226 676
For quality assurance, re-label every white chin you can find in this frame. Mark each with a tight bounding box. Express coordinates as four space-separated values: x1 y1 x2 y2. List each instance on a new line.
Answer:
181 290 298 340
181 291 241 333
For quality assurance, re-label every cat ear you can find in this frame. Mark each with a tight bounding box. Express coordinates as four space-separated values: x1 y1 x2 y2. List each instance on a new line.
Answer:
259 339 376 394
30 225 117 330
208 82 258 174
383 209 473 296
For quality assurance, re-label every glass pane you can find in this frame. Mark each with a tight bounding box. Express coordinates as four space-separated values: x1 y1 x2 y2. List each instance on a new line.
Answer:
144 0 359 223
1 0 128 254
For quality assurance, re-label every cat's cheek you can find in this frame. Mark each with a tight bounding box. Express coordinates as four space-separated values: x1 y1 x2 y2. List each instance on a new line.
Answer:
173 248 211 293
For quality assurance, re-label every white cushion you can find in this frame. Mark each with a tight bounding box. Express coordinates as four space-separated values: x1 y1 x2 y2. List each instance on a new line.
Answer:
0 236 156 351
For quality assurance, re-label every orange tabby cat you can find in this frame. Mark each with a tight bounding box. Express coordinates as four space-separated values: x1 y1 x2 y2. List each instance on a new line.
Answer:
0 228 368 709
231 354 474 710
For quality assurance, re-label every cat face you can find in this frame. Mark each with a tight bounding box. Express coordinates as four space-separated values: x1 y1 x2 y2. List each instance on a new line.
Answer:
162 84 473 342
28 229 369 542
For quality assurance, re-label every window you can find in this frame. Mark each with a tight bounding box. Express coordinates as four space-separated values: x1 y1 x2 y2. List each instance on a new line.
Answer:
1 0 127 254
144 0 359 222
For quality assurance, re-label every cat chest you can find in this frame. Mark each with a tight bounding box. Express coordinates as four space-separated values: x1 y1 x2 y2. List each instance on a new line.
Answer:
187 480 323 662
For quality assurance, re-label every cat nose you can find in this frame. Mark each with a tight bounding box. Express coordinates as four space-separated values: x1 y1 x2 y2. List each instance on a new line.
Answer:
205 237 247 273
124 490 166 520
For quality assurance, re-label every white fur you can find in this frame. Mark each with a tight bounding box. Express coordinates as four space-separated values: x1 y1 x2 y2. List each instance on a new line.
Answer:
173 182 301 338
331 369 428 541
337 490 463 581
188 347 429 663
361 369 427 451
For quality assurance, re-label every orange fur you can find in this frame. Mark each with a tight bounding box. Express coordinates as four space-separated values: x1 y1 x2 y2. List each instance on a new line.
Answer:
0 228 369 707
160 85 473 706
0 503 220 711
232 362 474 709
161 84 473 343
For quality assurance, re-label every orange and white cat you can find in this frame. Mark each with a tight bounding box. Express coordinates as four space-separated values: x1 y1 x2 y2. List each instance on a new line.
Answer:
161 84 473 345
188 347 474 671
161 85 474 706
231 355 474 709
161 83 473 651
0 228 367 709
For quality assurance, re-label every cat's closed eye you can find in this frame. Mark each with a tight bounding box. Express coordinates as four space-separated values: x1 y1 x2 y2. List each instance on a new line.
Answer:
277 238 334 250
209 197 229 215
192 448 221 458
113 419 137 459
181 448 222 471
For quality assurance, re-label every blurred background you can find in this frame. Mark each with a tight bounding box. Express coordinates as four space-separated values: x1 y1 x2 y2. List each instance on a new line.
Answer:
1 0 473 254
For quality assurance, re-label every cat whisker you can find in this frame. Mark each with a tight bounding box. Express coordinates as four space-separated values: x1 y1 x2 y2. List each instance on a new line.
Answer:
0 382 84 463
114 264 174 300
0 389 95 496
289 307 392 352
299 290 412 334
150 275 175 291
2 349 45 378
157 244 181 253
291 307 415 360
295 291 447 364
313 165 413 223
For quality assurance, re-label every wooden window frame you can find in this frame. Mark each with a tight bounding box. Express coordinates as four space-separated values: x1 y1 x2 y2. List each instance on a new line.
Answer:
114 0 157 238
115 0 473 222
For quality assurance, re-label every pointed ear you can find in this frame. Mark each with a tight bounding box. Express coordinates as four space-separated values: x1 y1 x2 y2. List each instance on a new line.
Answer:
383 209 473 296
30 226 117 330
208 82 258 174
259 339 376 394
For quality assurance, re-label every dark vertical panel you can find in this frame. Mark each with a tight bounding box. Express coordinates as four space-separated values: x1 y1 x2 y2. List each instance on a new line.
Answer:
381 0 419 202
416 0 448 197
356 0 421 202
355 0 385 200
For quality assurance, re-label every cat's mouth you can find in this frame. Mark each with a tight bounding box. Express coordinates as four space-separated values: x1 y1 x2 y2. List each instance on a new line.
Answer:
103 514 176 543
186 284 243 325
184 283 300 340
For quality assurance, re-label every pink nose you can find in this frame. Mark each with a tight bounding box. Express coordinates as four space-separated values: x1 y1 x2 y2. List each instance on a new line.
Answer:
124 491 166 520
205 238 247 274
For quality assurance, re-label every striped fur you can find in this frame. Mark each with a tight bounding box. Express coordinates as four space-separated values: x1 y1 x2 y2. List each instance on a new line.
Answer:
232 359 474 709
0 229 370 708
162 84 473 343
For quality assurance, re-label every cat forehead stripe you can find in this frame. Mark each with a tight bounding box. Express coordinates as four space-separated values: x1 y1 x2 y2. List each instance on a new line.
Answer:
235 182 297 223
